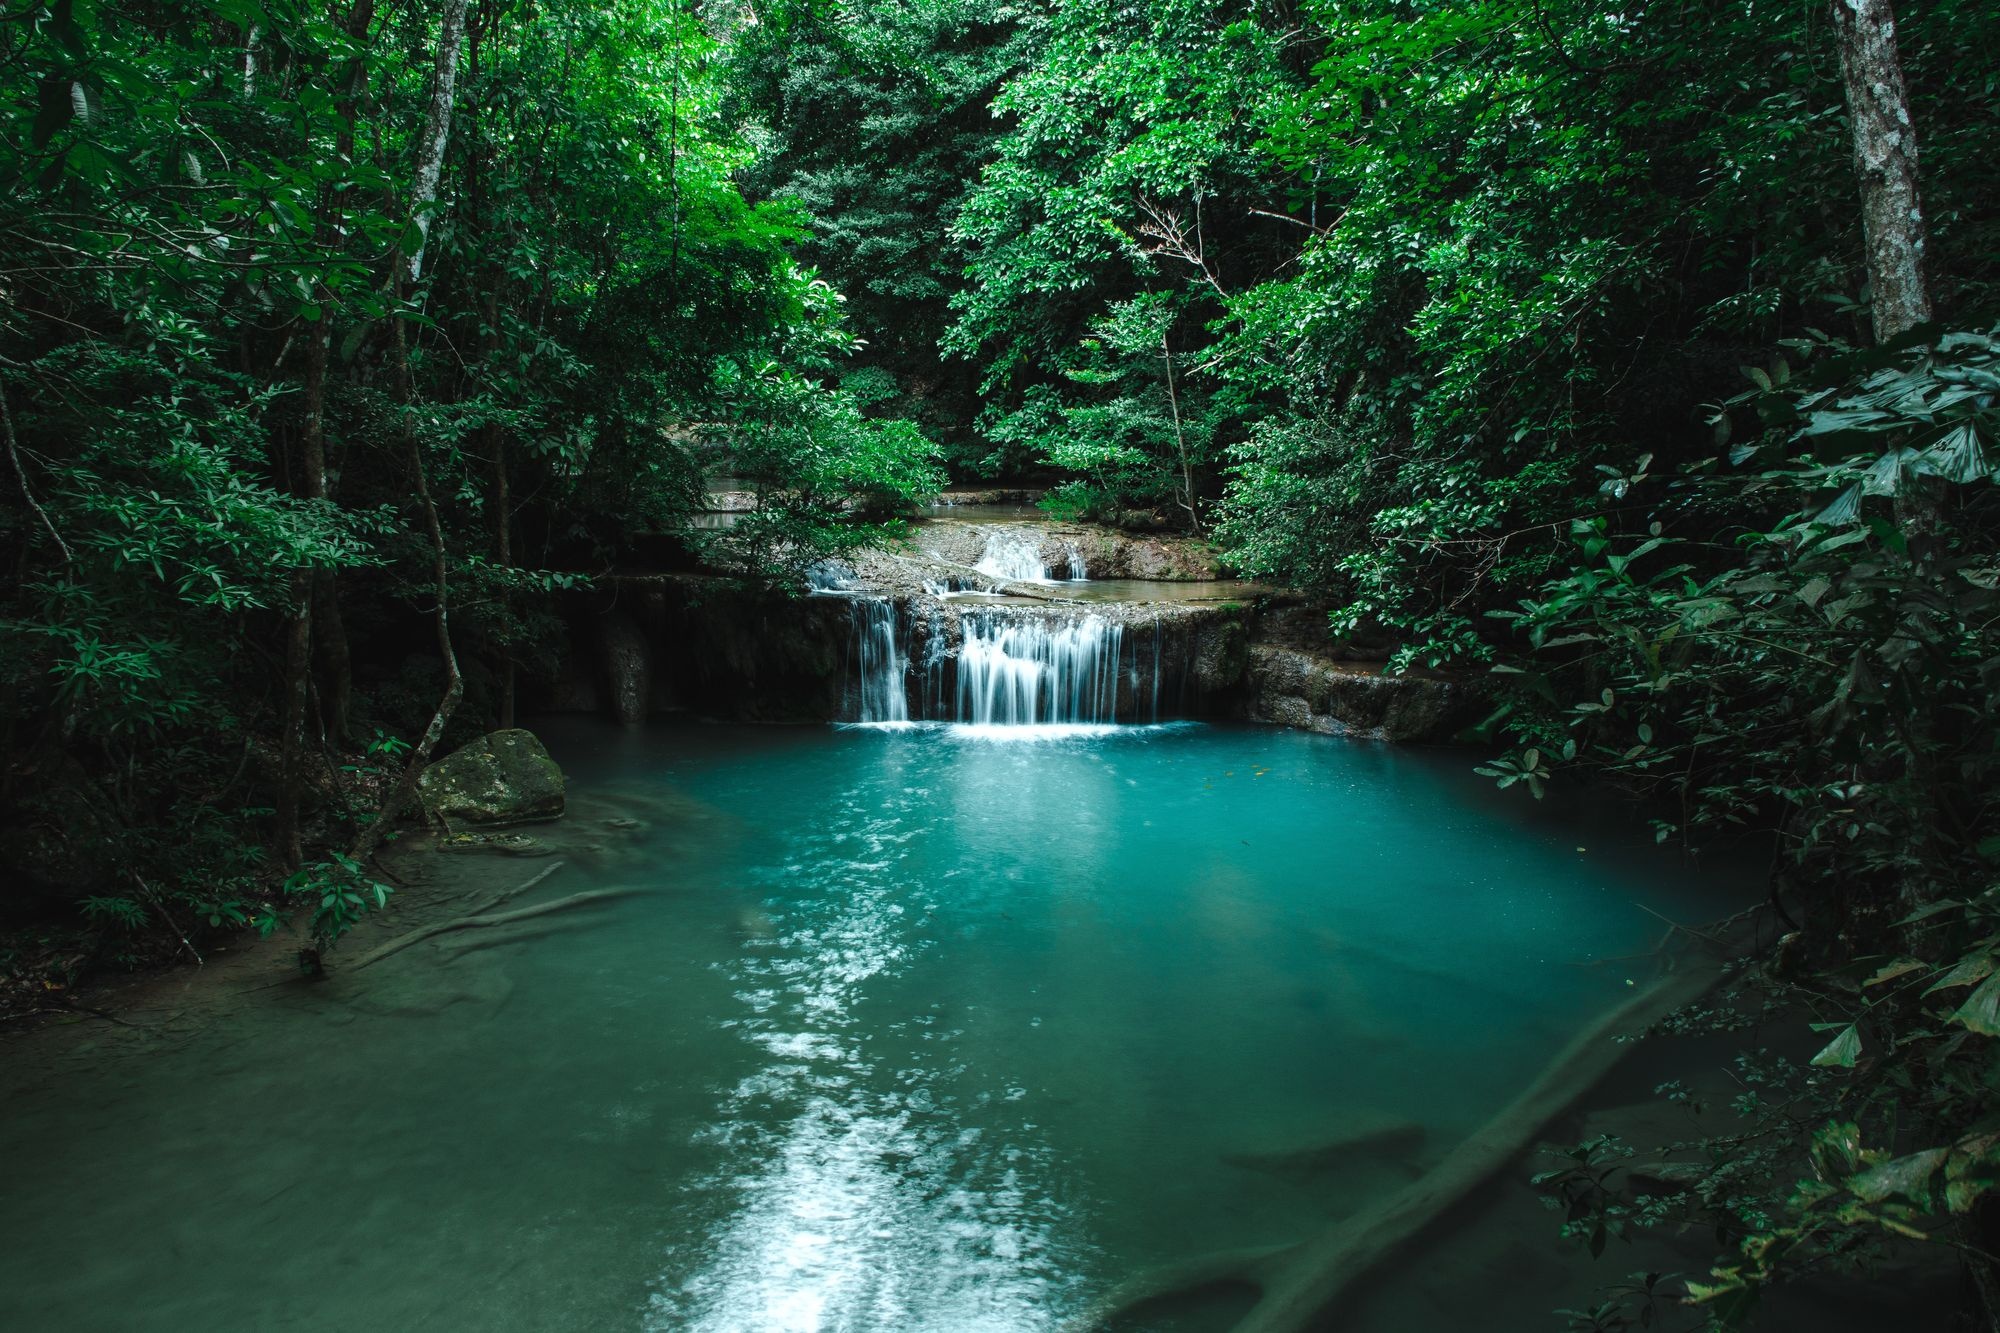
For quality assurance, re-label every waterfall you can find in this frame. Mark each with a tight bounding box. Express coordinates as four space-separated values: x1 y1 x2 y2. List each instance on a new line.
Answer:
954 610 1131 725
851 597 910 724
972 531 1055 584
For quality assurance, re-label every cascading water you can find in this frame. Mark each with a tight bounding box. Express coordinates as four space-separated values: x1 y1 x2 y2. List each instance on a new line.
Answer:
954 610 1131 725
850 597 910 724
973 531 1055 584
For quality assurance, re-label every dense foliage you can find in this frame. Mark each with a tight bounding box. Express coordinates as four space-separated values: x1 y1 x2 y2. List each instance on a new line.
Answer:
5 0 1998 1323
0 0 939 961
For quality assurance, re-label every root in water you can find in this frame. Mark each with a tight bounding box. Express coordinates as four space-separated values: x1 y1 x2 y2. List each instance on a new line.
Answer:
1069 917 1760 1333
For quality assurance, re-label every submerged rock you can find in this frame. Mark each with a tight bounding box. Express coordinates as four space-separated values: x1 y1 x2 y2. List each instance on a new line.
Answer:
417 729 566 828
1222 1115 1428 1177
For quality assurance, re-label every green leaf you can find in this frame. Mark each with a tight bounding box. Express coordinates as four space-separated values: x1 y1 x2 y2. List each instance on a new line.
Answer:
1865 958 1927 987
1810 1024 1862 1068
1924 953 1996 995
1851 1148 1947 1203
1950 974 2000 1037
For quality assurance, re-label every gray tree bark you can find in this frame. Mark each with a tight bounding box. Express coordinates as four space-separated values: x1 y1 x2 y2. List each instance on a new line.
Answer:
403 0 470 288
1832 0 1932 341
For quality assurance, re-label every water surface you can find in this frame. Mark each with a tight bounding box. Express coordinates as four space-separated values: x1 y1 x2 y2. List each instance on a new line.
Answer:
0 721 1748 1331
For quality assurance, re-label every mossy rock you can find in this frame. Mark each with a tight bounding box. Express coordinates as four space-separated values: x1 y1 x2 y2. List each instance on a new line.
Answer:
417 729 566 828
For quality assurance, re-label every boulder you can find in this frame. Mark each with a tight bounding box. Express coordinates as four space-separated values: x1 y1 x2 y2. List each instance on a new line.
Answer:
1234 644 1475 742
417 729 566 828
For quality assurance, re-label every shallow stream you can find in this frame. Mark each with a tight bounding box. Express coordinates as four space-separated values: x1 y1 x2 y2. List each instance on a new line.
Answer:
1 720 1763 1331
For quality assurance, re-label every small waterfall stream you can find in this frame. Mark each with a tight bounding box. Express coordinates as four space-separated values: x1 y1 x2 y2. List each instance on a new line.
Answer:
836 599 1172 727
973 530 1055 583
955 610 1128 725
828 539 1184 727
851 597 910 724
970 530 1087 585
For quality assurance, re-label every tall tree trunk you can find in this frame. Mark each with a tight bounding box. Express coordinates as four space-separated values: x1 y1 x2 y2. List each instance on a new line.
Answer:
348 0 473 869
313 570 353 743
404 0 470 288
348 311 464 870
1832 0 1940 537
491 411 515 730
1832 0 1932 341
1160 331 1202 536
274 578 311 869
274 315 331 869
241 24 259 97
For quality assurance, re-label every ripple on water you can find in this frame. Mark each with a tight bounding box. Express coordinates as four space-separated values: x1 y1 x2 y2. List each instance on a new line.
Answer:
649 787 1087 1332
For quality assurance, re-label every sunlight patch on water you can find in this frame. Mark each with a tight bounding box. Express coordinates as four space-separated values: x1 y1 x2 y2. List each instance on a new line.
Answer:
647 764 1086 1332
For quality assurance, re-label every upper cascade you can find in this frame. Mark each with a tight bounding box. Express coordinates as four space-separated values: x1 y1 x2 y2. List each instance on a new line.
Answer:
971 531 1085 584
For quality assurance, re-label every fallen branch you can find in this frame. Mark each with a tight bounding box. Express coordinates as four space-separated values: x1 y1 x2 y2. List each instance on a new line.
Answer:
1071 916 1761 1333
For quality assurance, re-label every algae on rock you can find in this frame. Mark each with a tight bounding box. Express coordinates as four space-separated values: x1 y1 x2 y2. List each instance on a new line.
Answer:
417 729 567 828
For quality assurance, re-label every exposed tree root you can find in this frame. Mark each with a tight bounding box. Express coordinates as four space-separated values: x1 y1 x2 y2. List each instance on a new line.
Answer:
351 889 631 971
1063 1246 1294 1332
1071 917 1761 1333
348 864 638 973
1220 1119 1427 1178
458 861 566 918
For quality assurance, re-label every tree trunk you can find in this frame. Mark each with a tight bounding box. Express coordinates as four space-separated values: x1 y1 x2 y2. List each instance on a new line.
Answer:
348 3 473 868
274 573 312 870
1160 331 1202 536
403 0 471 288
492 420 515 729
1832 0 1941 537
1831 0 1932 341
275 313 332 869
312 571 352 743
348 311 464 870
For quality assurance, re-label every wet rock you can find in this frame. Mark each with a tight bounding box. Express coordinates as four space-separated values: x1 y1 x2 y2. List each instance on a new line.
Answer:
435 831 558 856
906 519 1221 583
933 487 1046 506
599 611 650 726
1071 527 1220 579
1234 645 1475 742
1189 614 1250 693
582 574 847 723
417 729 566 829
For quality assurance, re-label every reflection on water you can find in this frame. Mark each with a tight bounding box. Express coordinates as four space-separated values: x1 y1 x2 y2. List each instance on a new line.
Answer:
649 773 1084 1330
0 720 1758 1333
